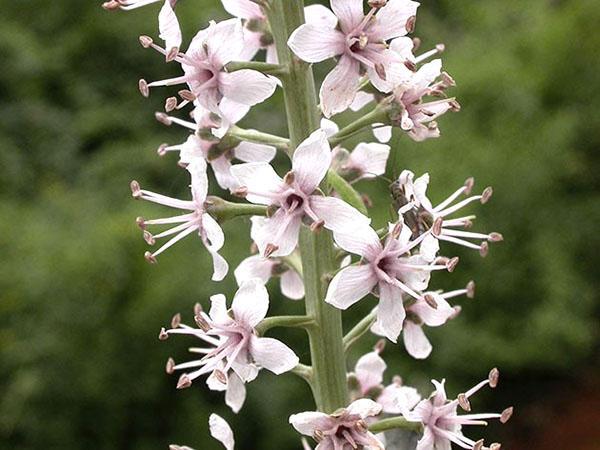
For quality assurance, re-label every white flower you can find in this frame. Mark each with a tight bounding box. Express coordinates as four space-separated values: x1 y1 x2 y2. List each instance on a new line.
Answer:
234 254 304 300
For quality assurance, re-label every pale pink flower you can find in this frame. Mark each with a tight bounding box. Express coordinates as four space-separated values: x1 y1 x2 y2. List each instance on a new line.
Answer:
140 19 277 122
377 376 422 416
394 170 502 258
209 414 235 450
231 129 370 257
326 221 455 342
409 372 513 450
288 0 419 117
161 280 299 399
131 158 228 281
234 254 304 300
290 399 384 450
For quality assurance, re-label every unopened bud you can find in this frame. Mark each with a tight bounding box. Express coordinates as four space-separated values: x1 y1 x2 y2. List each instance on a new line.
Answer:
177 374 192 389
144 251 157 264
166 357 175 374
158 327 169 340
488 367 500 388
139 35 153 48
466 280 476 298
488 232 503 242
138 79 149 97
457 393 471 411
500 406 513 423
481 186 493 203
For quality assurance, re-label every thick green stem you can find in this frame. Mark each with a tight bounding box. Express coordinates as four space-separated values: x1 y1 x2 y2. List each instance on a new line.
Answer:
265 0 349 413
328 106 390 147
368 417 423 434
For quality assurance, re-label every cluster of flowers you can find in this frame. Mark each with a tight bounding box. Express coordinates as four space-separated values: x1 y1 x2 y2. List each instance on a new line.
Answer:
104 0 510 448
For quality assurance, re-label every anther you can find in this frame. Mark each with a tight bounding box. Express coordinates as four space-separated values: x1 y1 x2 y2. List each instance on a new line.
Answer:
166 357 175 374
102 1 121 11
463 177 475 195
479 242 489 257
136 216 146 229
194 314 211 332
432 217 443 236
489 443 502 450
405 15 417 33
264 243 279 257
457 393 471 411
139 35 153 48
374 339 386 353
500 406 513 423
193 302 203 316
158 327 169 340
392 375 403 385
176 374 192 389
143 230 155 245
355 419 369 433
283 171 295 185
157 143 169 156
488 232 503 242
310 219 325 233
436 43 446 53
166 46 179 62
391 221 403 239
214 369 228 384
374 63 387 81
144 251 157 264
313 430 325 442
488 367 500 388
368 0 387 8
178 89 196 101
138 79 149 97
171 313 181 329
446 256 459 272
130 180 142 198
449 100 461 112
412 37 421 51
481 187 493 204
424 293 438 309
466 280 476 298
441 71 455 87
472 440 484 450
404 59 417 72
165 97 178 112
450 305 462 318
232 187 248 198
155 112 172 126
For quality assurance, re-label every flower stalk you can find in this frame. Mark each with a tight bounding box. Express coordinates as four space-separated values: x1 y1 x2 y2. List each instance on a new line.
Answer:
368 416 423 434
226 125 290 151
225 60 288 76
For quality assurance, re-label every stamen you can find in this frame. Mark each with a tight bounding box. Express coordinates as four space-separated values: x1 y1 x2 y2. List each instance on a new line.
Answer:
500 407 513 423
176 374 192 389
479 242 489 257
143 230 155 245
145 251 158 263
157 143 169 156
488 367 499 388
130 180 142 198
488 232 503 242
139 35 153 48
481 187 493 204
310 219 325 233
405 15 417 33
166 357 175 374
165 96 178 112
472 440 484 450
136 216 146 229
446 256 459 272
158 327 169 340
265 243 279 257
458 393 471 411
424 293 438 309
467 280 476 298
138 79 149 97
171 313 182 329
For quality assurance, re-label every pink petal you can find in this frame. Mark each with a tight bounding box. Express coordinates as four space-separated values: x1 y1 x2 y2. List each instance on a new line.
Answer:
234 255 274 285
331 0 364 33
218 97 250 125
410 295 453 327
355 351 386 392
207 19 245 66
289 411 332 436
292 129 332 193
221 0 263 19
349 91 375 112
309 196 371 234
370 0 420 41
403 321 432 359
202 213 225 250
225 372 246 413
416 426 435 450
288 24 345 63
320 55 361 118
372 124 392 143
211 156 238 191
376 282 406 342
237 31 263 61
320 118 340 137
377 384 421 414
209 294 231 324
158 0 182 57
250 210 302 257
389 36 416 61
325 265 377 310
209 248 229 282
230 162 285 205
234 141 276 163
188 158 209 204
280 269 305 300
220 70 277 106
414 59 442 90
350 143 390 178
265 44 278 64
232 279 269 328
209 414 235 450
304 4 339 28
330 224 381 257
231 360 259 383
419 234 439 262
346 398 383 419
249 335 299 374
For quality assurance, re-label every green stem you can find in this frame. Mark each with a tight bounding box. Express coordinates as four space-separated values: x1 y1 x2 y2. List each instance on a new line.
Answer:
281 251 303 277
255 315 315 336
225 60 288 76
328 106 390 147
368 417 423 434
343 309 377 353
291 363 314 385
265 0 349 413
227 125 290 151
205 197 268 222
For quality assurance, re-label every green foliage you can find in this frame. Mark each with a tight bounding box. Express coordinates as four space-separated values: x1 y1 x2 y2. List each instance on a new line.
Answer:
0 0 598 449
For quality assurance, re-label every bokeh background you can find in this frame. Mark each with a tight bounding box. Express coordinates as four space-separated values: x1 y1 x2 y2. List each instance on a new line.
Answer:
1 0 599 449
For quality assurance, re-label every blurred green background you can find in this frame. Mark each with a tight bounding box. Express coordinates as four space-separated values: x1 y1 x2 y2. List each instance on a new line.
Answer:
1 0 599 449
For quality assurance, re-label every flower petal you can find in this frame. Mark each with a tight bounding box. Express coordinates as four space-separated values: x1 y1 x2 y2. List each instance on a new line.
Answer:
202 213 225 250
209 248 229 282
355 351 386 391
416 426 435 450
325 265 377 310
309 196 371 234
403 320 432 359
230 162 285 205
211 156 238 190
188 158 209 204
234 255 274 285
349 143 390 178
225 372 246 413
250 335 299 374
378 384 421 414
280 269 305 300
209 293 230 324
320 118 340 137
232 278 269 328
159 0 182 56
370 0 420 41
292 129 332 194
330 224 381 257
209 414 235 450
410 294 453 327
331 0 364 33
349 91 375 111
221 0 263 19
320 55 361 117
346 398 382 419
220 70 277 106
234 141 276 163
218 97 250 125
376 282 405 342
288 24 345 63
207 18 245 65
289 411 332 436
250 210 302 257
304 4 339 28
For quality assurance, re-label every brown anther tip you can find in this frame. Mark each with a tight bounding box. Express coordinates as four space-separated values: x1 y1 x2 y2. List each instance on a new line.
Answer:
138 79 149 97
130 180 142 198
193 302 203 316
436 43 446 53
310 219 325 233
463 219 473 229
283 171 295 185
176 374 192 389
450 305 462 319
374 339 386 353
500 407 513 423
450 100 461 112
264 243 279 257
156 143 169 156
374 63 387 81
424 293 438 309
178 89 196 101
411 37 421 51
139 35 153 48
155 112 172 126
464 177 475 195
441 71 455 87
166 357 175 374
171 313 181 329
144 251 157 264
194 314 211 332
405 15 417 33
102 1 120 10
392 375 403 385
481 186 493 204
136 216 146 230
489 367 500 388
404 59 417 72
472 440 484 450
466 280 476 298
488 232 503 242
368 0 387 8
479 242 489 258
489 443 502 450
313 430 325 442
143 230 155 245
166 46 179 62
355 419 369 433
232 186 248 198
432 217 443 236
361 194 373 208
457 393 471 411
391 221 403 239
165 97 178 113
447 256 459 272
214 369 228 384
158 327 169 340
